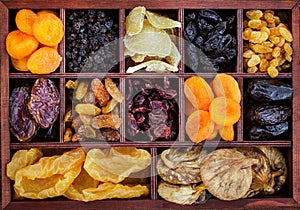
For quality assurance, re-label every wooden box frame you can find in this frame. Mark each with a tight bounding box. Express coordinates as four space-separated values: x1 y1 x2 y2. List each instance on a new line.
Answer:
1 0 300 209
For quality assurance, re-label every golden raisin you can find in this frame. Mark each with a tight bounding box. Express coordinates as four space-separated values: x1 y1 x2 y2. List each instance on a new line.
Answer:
259 58 269 72
246 10 263 20
283 42 293 55
252 44 273 54
271 46 281 58
279 27 293 42
247 54 261 67
267 66 278 78
248 19 262 29
247 66 258 73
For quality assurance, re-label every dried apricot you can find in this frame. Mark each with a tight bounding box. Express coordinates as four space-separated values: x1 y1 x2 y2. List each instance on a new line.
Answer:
27 47 62 74
15 9 38 35
219 125 234 141
209 97 241 126
126 6 146 36
185 110 214 143
212 74 241 103
184 76 214 111
11 55 30 71
6 30 39 59
36 10 58 17
32 13 64 46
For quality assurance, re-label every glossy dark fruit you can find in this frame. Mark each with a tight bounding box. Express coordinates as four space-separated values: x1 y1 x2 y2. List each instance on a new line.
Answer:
248 121 289 140
248 104 291 125
28 78 60 129
9 86 38 142
247 79 293 102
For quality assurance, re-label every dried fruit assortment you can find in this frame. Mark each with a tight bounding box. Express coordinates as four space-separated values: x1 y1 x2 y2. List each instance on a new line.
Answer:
6 9 63 74
184 9 237 72
245 79 292 140
7 147 150 201
243 10 293 77
124 7 181 73
9 78 60 142
157 147 287 204
126 78 179 141
64 78 123 142
184 74 241 142
65 10 119 73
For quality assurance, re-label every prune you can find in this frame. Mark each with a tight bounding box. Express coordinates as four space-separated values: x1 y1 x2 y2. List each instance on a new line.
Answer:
127 79 179 141
184 10 236 72
248 121 289 140
247 79 293 102
248 104 291 125
9 87 38 142
28 78 60 129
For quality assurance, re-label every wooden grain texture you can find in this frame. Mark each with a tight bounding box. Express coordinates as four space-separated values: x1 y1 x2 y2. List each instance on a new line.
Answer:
1 0 300 209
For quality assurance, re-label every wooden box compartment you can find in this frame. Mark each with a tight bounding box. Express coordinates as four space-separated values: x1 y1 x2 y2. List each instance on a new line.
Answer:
1 0 300 209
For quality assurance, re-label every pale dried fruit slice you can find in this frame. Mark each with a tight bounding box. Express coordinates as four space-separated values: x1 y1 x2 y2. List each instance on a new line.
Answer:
124 32 172 57
126 60 178 73
141 19 166 34
126 6 146 36
200 149 258 201
131 54 146 63
165 41 181 67
124 47 135 57
146 10 181 29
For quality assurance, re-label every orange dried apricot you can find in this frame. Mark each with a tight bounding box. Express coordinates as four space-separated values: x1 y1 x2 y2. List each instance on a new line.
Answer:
219 125 234 141
185 110 214 143
184 76 214 111
11 55 30 71
212 74 241 103
37 10 59 17
32 13 64 46
27 47 62 74
6 30 39 59
209 97 241 126
15 9 38 35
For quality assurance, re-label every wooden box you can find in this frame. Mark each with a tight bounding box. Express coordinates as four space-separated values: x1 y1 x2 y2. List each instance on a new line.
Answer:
1 0 300 209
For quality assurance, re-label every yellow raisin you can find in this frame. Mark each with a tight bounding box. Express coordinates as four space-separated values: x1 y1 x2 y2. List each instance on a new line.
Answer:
285 54 292 62
282 63 291 69
263 11 275 23
276 37 285 47
269 35 280 45
272 46 281 58
274 16 281 25
249 31 268 43
246 10 263 19
270 58 279 67
243 49 255 58
260 26 270 35
279 27 293 42
270 27 280 36
252 44 273 54
264 53 273 60
268 22 276 28
283 42 293 55
247 54 261 67
262 41 274 48
75 81 89 100
248 19 262 29
267 66 278 78
247 66 258 73
242 28 252 40
259 58 269 72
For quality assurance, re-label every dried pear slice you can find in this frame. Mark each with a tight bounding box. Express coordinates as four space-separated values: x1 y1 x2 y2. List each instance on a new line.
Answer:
126 60 178 73
124 32 172 57
146 10 181 29
200 149 258 201
166 41 181 67
125 6 146 36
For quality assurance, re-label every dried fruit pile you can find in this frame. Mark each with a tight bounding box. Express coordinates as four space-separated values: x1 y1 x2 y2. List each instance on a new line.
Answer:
64 78 123 142
157 147 287 204
124 6 181 73
65 10 119 73
184 9 237 72
6 9 63 74
9 78 60 142
126 78 179 141
243 10 293 77
184 74 241 142
245 79 292 140
7 147 151 201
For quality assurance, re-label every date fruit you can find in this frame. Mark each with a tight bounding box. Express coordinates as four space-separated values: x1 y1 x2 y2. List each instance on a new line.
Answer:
9 87 38 142
28 78 60 129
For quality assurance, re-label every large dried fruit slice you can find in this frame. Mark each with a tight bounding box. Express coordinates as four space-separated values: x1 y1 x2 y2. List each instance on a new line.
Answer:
124 32 172 57
125 6 146 36
200 149 258 201
15 9 38 35
212 74 241 103
126 60 178 73
145 10 181 29
185 110 214 143
165 41 181 67
158 181 206 205
184 76 214 111
141 19 167 34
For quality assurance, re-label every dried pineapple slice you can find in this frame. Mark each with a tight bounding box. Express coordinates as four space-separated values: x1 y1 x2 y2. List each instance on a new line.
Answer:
126 60 178 73
126 6 146 36
165 41 181 67
124 32 172 57
145 10 181 29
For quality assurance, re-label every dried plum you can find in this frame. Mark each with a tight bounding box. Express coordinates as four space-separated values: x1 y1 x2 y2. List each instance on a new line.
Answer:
9 87 38 142
28 78 60 129
184 10 236 72
248 121 289 140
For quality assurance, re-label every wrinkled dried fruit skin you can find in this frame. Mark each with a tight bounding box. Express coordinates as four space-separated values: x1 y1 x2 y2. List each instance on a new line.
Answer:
9 87 38 142
28 78 60 129
248 121 289 140
157 147 208 184
91 114 122 130
247 79 293 102
104 78 124 103
248 104 291 125
91 78 110 107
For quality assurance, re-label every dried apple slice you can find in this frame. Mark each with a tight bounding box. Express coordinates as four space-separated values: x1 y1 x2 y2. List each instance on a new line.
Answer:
146 10 181 29
126 6 146 36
